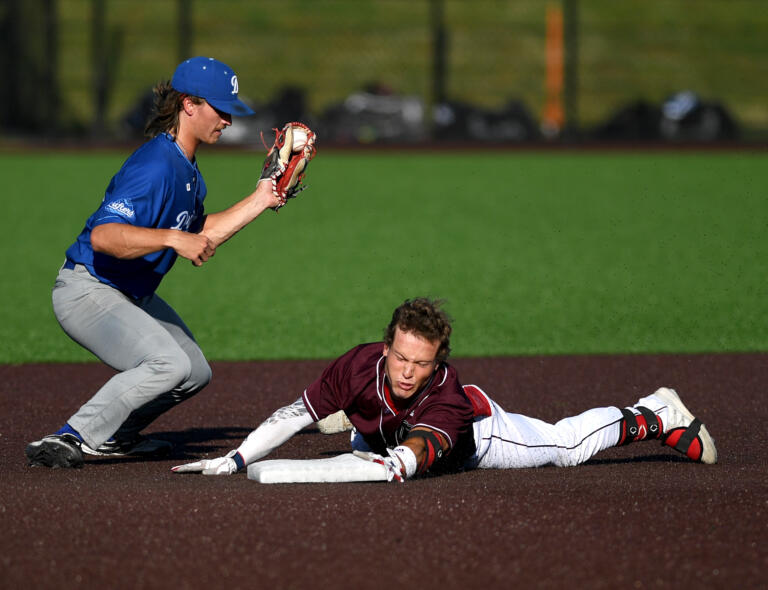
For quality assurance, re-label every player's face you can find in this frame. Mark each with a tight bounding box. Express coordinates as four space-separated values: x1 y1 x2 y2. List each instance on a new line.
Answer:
383 328 440 401
194 100 232 144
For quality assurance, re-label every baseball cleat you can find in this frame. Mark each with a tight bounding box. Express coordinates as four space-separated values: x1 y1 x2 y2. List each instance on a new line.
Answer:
80 435 172 457
25 433 84 468
653 388 717 464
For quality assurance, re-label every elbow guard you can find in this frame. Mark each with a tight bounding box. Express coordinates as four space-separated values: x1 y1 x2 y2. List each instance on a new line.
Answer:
406 430 445 474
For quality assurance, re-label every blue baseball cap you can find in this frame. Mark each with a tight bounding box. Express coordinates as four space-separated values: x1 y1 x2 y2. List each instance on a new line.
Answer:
171 56 255 116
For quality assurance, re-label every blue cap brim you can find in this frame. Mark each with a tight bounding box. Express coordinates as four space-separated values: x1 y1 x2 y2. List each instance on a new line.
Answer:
206 97 255 117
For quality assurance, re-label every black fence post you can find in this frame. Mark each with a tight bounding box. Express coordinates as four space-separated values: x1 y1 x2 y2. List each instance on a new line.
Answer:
91 0 123 137
430 0 447 138
563 0 579 139
42 0 59 132
177 0 193 63
91 0 106 135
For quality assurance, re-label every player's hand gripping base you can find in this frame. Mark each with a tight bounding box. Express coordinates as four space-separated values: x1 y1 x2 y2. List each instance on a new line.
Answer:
171 450 238 475
352 450 405 483
259 121 317 211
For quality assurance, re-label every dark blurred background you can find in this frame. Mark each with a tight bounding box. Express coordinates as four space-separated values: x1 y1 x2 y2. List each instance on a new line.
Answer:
1 0 765 146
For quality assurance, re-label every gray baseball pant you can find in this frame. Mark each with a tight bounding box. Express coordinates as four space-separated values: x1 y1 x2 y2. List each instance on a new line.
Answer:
52 263 212 449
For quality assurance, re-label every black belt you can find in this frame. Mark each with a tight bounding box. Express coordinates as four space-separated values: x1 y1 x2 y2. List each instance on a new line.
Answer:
63 259 76 270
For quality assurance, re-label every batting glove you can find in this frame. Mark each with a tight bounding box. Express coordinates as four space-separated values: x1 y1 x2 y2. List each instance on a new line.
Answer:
352 449 405 483
171 450 241 475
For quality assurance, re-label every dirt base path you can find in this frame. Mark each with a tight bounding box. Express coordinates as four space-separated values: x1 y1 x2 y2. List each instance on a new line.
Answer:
1 353 765 589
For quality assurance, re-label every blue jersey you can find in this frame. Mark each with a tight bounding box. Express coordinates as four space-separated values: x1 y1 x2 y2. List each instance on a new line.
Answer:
65 133 206 299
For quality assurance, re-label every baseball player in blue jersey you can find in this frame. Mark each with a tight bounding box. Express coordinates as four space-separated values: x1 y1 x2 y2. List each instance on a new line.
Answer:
25 57 315 469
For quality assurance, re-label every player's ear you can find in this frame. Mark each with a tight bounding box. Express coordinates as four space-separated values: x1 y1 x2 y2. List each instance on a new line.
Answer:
181 95 196 116
382 343 389 357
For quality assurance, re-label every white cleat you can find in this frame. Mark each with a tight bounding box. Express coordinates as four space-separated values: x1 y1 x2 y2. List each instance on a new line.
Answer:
652 388 717 464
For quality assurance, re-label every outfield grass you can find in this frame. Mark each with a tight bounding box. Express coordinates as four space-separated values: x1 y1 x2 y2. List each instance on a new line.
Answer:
1 148 766 364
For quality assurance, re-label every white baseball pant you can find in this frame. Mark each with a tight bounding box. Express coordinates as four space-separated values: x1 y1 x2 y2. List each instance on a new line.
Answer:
466 387 666 469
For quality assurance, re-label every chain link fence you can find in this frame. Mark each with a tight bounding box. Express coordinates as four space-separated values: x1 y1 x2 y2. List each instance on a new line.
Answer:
2 0 766 143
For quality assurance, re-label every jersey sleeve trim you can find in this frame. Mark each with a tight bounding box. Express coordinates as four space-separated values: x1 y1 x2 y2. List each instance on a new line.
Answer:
435 365 448 386
302 390 320 421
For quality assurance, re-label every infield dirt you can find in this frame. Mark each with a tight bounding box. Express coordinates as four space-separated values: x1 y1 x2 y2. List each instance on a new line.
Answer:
1 353 765 589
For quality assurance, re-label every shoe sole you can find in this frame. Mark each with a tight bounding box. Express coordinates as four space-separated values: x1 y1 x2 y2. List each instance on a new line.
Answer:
654 388 717 464
25 439 84 468
81 440 172 457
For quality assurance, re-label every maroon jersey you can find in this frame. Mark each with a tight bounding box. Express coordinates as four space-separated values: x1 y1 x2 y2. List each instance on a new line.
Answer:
302 342 476 472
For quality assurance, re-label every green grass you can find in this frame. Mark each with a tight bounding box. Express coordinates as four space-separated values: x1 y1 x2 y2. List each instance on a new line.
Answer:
1 148 766 364
50 0 768 137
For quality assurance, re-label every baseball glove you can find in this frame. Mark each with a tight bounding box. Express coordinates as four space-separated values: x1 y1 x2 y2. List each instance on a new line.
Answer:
259 121 317 210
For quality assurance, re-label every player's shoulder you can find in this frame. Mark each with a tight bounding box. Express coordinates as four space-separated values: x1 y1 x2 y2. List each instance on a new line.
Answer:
115 135 176 182
433 361 460 389
122 134 175 167
430 363 473 405
314 342 382 396
348 341 383 356
326 342 384 378
338 342 384 367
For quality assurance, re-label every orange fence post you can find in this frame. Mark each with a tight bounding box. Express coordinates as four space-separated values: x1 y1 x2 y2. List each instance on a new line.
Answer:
542 2 565 138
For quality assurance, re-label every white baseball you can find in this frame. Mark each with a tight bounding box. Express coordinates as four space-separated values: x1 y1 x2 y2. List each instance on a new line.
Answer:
292 128 308 152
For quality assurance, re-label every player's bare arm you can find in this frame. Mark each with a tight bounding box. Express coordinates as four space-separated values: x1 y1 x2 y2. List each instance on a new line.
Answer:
200 121 317 246
90 223 216 266
199 180 280 247
172 398 313 475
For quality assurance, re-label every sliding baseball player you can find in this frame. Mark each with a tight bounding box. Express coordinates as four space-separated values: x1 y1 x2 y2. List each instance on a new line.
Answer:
172 298 716 483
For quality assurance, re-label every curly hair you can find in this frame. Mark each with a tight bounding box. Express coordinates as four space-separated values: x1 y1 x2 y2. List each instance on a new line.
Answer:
384 298 452 363
144 81 203 138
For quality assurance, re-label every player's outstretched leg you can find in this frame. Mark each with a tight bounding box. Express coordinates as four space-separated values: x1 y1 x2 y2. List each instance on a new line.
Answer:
621 387 717 464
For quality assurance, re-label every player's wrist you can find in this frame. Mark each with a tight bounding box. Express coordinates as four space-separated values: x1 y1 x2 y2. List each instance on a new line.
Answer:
391 446 417 479
252 182 280 211
161 227 180 247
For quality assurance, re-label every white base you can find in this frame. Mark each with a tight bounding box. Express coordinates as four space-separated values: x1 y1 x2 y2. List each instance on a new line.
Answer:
247 453 388 483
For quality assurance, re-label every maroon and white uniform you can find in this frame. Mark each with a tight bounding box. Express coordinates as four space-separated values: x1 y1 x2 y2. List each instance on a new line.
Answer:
213 348 701 479
302 343 477 473
302 344 643 472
